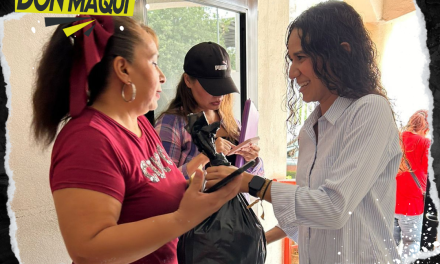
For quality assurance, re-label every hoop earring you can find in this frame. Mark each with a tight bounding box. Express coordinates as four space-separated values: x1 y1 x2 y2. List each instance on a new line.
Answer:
122 82 136 102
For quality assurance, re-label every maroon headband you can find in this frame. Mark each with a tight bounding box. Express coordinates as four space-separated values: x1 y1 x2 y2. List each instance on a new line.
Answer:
69 15 114 118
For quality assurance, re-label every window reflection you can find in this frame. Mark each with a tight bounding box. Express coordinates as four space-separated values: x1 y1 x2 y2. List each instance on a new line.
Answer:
144 1 241 120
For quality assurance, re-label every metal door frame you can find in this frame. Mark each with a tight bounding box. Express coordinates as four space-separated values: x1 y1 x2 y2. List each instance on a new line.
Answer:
139 0 258 124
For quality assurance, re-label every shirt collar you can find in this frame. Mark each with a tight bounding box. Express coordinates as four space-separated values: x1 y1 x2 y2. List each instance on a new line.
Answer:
303 96 354 128
304 104 321 129
322 96 354 125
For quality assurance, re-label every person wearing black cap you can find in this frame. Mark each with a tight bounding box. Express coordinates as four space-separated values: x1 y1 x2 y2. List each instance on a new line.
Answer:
155 42 264 180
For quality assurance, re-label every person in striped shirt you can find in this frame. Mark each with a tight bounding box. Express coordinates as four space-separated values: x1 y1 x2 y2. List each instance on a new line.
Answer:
206 2 403 263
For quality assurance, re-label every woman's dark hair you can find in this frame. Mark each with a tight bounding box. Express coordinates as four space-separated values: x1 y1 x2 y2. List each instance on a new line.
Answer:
159 74 199 119
157 73 239 141
32 17 157 147
285 1 395 135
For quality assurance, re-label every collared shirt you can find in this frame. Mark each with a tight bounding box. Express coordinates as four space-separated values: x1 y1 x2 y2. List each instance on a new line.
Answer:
272 95 402 264
154 113 264 179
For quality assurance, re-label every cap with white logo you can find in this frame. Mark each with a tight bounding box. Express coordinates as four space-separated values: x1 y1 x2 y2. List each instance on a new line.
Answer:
183 42 239 96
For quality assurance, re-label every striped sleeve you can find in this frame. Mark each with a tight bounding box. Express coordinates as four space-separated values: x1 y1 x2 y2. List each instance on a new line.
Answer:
272 96 399 230
274 223 299 243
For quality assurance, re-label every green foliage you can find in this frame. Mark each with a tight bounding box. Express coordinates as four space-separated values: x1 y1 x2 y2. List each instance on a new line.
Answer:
286 171 297 179
147 7 235 90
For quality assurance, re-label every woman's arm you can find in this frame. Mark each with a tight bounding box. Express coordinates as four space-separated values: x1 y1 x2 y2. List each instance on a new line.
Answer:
155 115 239 178
265 226 287 244
155 115 209 178
206 96 401 230
54 170 241 264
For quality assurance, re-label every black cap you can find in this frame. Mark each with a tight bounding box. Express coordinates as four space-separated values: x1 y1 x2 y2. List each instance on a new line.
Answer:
183 42 239 96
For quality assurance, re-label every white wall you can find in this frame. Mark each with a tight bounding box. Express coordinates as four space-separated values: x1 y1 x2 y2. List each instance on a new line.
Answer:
380 11 430 129
257 0 290 263
3 13 72 263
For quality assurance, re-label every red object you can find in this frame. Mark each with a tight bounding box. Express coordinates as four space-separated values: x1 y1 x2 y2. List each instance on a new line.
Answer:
50 108 187 264
70 15 114 117
395 131 431 215
275 179 297 264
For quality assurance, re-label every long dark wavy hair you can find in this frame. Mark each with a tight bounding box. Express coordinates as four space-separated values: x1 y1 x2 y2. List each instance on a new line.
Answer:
32 17 157 148
285 1 395 136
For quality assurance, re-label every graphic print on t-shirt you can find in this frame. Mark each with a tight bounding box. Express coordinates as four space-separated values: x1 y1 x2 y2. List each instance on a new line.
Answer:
140 144 175 182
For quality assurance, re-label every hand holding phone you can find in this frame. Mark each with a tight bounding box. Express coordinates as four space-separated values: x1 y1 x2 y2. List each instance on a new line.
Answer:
204 160 255 193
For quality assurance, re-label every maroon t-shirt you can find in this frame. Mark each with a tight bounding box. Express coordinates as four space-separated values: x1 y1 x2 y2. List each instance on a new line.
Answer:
50 108 187 264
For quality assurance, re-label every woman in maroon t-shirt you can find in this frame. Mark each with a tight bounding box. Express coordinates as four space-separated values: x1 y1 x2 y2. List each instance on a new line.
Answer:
394 109 430 260
31 16 241 264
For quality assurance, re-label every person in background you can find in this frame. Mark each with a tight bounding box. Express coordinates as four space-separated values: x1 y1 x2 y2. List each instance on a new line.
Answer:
394 109 431 261
205 2 403 263
155 42 264 180
31 16 240 264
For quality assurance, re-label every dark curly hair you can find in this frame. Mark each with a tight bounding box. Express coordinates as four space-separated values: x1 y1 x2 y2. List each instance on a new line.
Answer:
285 1 395 136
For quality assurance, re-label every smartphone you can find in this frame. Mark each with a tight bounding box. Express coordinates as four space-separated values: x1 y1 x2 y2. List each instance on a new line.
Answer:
204 160 256 193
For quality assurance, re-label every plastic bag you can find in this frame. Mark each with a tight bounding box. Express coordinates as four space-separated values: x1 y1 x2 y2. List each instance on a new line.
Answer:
177 193 266 264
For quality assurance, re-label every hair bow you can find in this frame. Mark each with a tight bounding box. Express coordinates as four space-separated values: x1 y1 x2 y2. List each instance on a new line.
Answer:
69 15 114 118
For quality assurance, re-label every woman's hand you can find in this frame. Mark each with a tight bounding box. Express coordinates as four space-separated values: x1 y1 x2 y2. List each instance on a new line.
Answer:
175 169 241 225
236 143 260 162
204 166 252 193
265 226 287 245
215 137 235 155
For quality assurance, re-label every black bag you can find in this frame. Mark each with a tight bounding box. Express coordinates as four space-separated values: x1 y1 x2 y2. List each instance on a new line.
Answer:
177 193 267 264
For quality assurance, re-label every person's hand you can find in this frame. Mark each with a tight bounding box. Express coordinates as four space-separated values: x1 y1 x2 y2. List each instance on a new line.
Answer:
236 143 260 162
215 137 235 155
205 165 251 193
175 169 241 226
265 226 287 245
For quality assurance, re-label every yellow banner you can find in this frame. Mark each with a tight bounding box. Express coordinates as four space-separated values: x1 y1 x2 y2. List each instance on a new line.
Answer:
15 0 135 16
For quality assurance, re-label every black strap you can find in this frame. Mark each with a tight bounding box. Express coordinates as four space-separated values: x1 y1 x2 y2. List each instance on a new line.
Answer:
405 159 423 190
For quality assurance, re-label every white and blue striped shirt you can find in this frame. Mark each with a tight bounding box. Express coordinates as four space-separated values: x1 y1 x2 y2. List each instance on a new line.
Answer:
272 95 402 264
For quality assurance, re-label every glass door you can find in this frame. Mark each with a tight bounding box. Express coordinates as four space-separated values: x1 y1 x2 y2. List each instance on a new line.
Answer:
135 0 244 124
